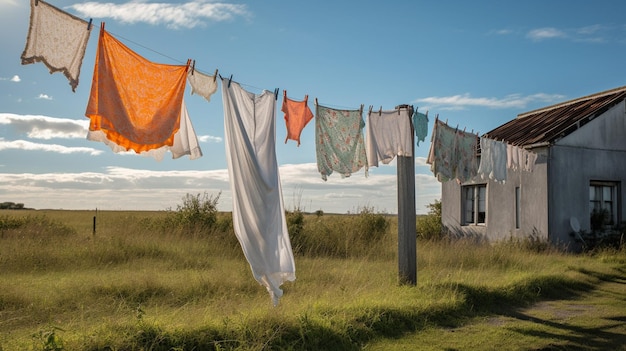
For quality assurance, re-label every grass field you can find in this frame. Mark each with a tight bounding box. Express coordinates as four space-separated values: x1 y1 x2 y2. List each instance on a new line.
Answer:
0 207 625 350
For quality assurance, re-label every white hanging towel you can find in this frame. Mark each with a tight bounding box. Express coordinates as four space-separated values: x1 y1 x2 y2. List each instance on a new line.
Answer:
87 98 203 161
221 78 296 306
21 0 92 92
366 107 413 167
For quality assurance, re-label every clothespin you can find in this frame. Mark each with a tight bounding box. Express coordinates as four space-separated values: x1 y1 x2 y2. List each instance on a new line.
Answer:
228 74 233 88
314 97 318 106
274 88 279 100
284 89 287 99
101 22 105 31
368 105 373 114
35 0 39 6
379 106 382 116
87 18 93 31
359 104 364 115
213 69 218 82
190 60 195 75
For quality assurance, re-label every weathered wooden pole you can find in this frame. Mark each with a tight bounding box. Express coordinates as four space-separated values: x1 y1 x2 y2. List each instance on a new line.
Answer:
397 105 417 285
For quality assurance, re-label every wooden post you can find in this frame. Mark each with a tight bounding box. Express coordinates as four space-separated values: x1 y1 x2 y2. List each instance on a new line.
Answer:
93 208 97 236
397 105 417 285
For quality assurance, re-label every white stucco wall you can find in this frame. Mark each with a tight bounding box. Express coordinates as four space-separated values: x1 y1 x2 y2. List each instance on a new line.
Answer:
550 100 626 247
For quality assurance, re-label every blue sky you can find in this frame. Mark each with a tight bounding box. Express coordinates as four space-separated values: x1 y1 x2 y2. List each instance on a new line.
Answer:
1 0 626 213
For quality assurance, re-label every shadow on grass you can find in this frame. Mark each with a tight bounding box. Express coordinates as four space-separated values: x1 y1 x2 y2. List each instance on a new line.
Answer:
84 273 618 351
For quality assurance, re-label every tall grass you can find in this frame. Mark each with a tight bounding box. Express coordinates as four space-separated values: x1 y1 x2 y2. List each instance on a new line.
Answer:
0 200 624 350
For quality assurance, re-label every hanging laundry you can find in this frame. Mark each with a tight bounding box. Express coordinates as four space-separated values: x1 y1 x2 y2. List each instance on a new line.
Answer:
412 109 429 146
221 77 295 306
454 128 478 183
523 149 538 172
282 90 314 146
85 25 189 154
315 103 368 181
477 137 507 183
88 98 203 161
366 106 413 167
427 119 456 182
187 68 218 102
507 143 520 171
21 0 92 92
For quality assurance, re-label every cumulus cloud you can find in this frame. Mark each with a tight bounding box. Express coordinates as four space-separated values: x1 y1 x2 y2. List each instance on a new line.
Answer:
68 0 251 29
0 113 89 139
414 92 566 111
527 27 566 41
0 139 103 156
0 75 21 82
198 135 223 143
37 94 53 100
0 163 442 213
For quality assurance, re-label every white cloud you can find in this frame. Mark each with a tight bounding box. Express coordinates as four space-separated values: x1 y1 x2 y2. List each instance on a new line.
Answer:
0 113 89 139
414 92 566 111
0 163 442 214
0 139 103 156
10 75 20 82
198 135 223 143
526 25 610 43
68 0 250 29
527 27 567 41
0 0 18 6
37 94 53 100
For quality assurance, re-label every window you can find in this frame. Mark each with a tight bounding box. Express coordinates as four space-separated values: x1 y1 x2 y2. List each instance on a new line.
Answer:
515 187 521 229
589 181 619 229
462 184 486 225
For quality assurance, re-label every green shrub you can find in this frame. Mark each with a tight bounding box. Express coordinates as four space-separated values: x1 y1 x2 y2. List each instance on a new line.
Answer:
293 207 390 258
416 200 443 240
0 215 76 239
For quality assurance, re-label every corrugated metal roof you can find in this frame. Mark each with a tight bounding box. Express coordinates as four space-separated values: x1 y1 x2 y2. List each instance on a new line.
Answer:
483 86 626 147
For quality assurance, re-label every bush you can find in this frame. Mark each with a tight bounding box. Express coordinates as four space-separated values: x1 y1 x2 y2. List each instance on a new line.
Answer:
156 192 221 233
0 215 76 239
416 200 443 240
291 206 390 258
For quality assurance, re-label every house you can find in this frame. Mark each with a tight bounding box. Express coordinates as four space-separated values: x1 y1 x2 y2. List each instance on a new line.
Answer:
441 85 626 250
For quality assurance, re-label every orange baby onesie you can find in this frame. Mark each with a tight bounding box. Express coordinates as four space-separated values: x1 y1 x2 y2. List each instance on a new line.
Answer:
85 25 189 153
281 90 314 146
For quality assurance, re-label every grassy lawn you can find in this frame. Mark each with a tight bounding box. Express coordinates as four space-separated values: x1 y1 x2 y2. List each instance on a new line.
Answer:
0 208 624 350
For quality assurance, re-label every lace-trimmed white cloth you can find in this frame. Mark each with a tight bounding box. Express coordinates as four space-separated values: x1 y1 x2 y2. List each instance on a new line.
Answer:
187 69 218 102
21 0 92 92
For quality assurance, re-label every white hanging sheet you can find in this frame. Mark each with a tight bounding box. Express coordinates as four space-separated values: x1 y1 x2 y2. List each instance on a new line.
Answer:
221 78 296 306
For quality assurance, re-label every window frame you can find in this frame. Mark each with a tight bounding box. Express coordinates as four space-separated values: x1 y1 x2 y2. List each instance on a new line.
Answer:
462 184 487 226
589 181 620 228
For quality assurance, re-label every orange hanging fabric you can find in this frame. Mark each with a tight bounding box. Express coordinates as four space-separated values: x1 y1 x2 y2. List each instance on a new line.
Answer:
281 90 314 146
85 24 189 153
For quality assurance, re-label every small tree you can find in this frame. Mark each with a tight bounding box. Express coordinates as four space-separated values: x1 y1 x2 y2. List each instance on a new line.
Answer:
416 199 443 240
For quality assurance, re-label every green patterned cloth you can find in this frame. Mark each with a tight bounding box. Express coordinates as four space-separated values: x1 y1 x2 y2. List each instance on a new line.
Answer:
315 104 368 181
412 110 429 146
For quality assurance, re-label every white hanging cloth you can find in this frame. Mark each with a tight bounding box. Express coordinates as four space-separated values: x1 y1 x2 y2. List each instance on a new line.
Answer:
187 68 218 102
21 0 93 92
221 78 296 306
366 107 413 167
